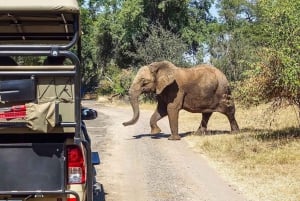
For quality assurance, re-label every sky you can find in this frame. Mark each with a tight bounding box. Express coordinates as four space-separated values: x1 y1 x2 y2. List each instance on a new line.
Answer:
209 3 220 19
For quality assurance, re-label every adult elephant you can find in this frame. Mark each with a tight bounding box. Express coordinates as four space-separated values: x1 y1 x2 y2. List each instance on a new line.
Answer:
122 61 239 140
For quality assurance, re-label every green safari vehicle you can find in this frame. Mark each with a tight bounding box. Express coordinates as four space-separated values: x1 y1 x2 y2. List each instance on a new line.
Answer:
0 0 100 201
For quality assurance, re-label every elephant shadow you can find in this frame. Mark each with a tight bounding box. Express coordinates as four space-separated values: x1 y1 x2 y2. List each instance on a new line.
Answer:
132 127 300 140
192 130 231 135
132 132 192 140
132 130 232 139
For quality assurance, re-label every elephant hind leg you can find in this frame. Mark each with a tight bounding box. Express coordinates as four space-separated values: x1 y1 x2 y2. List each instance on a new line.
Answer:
218 98 239 132
224 110 239 132
228 115 239 132
196 112 213 134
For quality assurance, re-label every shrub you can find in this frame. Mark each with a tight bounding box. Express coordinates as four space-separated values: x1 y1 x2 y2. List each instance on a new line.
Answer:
235 48 300 109
98 64 135 97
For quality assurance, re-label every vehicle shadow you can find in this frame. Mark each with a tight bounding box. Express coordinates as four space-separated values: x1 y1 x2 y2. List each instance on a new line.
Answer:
93 182 106 201
93 166 106 201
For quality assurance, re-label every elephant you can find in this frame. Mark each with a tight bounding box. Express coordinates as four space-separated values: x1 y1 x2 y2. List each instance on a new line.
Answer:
122 60 239 140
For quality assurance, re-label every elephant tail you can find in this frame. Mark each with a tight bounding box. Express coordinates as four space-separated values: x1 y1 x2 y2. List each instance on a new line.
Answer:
226 86 232 96
221 86 234 107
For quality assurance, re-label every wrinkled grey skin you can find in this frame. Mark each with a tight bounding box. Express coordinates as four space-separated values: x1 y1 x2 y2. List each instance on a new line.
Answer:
123 61 239 140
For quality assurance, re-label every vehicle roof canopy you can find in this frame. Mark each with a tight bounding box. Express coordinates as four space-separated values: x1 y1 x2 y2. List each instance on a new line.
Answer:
0 0 80 45
0 0 79 13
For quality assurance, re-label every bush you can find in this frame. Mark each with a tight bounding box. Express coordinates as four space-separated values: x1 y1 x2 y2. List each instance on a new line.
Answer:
235 48 300 109
98 64 135 97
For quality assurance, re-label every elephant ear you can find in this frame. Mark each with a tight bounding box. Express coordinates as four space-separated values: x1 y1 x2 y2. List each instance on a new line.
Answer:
149 61 176 94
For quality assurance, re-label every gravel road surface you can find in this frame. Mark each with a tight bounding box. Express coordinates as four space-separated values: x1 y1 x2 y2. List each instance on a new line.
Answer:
83 100 247 201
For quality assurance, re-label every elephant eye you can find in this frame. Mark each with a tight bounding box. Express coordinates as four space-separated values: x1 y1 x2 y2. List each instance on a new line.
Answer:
141 79 149 85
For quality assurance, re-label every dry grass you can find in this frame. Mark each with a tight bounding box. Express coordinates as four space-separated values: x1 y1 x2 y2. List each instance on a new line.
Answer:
179 104 300 201
99 96 300 200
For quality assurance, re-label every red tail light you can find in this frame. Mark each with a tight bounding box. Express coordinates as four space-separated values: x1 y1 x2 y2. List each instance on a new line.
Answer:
67 198 77 201
67 145 86 184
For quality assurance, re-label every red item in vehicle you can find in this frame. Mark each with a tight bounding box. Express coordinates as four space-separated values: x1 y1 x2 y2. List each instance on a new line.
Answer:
0 105 26 119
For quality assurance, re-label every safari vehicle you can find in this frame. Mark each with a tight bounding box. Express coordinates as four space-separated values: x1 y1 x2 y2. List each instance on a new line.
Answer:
0 1 99 201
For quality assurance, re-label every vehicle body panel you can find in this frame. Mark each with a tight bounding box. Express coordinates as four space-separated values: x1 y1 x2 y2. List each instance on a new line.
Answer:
0 1 99 201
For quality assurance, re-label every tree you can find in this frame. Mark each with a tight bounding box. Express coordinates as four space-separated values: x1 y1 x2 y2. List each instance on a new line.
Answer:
246 0 300 106
132 25 189 66
95 0 215 68
79 1 102 93
206 0 257 81
96 0 148 68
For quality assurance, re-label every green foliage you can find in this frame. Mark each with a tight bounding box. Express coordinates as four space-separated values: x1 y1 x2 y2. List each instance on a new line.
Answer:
14 56 44 65
207 0 257 81
98 64 135 96
95 0 214 68
92 0 216 97
237 0 300 106
95 0 148 68
211 0 300 109
208 29 256 81
132 25 189 66
80 4 101 92
80 0 299 111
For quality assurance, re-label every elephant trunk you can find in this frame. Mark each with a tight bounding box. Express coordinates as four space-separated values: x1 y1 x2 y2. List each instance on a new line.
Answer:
122 91 140 126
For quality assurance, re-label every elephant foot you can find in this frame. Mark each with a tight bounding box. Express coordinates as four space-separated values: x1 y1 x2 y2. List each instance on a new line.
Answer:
230 122 240 133
168 134 181 140
194 127 207 135
151 127 161 134
231 128 240 134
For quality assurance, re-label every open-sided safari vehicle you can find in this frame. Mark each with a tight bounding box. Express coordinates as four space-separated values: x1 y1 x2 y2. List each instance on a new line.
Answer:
0 1 99 201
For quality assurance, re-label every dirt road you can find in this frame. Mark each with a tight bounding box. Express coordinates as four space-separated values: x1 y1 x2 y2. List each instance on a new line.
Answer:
83 100 247 201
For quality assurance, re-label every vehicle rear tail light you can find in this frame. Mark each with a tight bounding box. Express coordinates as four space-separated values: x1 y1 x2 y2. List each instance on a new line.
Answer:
67 145 86 184
67 198 77 201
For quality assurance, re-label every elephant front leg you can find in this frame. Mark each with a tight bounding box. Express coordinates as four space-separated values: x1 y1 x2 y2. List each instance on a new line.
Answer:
167 106 181 140
150 104 167 134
